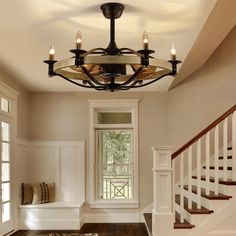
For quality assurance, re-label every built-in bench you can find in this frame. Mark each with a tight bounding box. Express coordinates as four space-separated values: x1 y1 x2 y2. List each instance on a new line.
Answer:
18 201 85 230
16 140 85 230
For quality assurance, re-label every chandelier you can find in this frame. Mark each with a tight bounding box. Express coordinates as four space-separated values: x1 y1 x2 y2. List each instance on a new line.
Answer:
44 2 181 92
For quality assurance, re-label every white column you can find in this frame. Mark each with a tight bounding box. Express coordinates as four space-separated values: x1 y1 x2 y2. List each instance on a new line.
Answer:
152 146 174 236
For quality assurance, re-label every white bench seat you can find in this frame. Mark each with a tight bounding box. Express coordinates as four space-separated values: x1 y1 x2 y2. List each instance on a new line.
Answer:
18 201 85 230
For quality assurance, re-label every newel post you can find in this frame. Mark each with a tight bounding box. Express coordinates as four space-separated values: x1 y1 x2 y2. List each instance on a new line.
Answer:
152 146 174 236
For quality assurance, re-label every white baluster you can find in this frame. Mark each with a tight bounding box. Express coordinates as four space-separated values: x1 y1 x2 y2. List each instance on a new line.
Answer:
232 111 236 181
214 125 219 195
172 158 176 214
197 140 201 209
205 132 210 195
180 153 184 223
188 146 192 209
223 118 228 181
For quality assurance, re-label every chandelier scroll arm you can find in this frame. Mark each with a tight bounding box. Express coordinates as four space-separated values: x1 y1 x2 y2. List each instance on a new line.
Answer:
53 72 103 89
126 72 173 89
118 66 143 87
119 80 142 90
119 48 143 57
82 48 106 57
82 79 106 90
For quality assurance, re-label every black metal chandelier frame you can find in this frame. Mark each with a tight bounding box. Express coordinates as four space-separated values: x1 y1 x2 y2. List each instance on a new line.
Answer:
44 2 181 92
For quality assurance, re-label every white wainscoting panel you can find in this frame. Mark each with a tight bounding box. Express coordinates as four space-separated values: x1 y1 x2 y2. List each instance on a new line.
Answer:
60 144 85 202
16 139 85 230
29 145 56 183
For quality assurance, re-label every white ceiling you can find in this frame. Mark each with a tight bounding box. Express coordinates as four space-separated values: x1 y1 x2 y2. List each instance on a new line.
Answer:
0 0 225 92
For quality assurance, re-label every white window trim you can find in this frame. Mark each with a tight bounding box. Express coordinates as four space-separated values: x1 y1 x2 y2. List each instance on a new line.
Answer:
0 82 19 119
89 99 139 208
0 81 18 234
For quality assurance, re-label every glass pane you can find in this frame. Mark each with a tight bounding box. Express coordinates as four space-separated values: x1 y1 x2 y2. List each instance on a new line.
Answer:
2 163 10 182
2 143 10 161
1 98 9 113
2 202 10 223
98 130 133 164
96 130 133 200
2 183 10 202
97 112 132 124
1 122 10 142
99 171 133 200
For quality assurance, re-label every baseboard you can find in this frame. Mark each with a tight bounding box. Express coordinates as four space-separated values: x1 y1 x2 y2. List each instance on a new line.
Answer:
84 212 140 223
139 203 153 222
18 219 82 230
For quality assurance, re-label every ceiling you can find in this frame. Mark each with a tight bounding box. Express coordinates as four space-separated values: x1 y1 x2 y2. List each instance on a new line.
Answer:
0 0 234 92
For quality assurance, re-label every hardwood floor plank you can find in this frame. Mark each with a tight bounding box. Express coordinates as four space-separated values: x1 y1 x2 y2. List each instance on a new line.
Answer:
11 223 148 236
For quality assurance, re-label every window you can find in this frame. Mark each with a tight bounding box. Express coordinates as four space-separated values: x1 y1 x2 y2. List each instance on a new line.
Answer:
89 100 139 208
1 98 10 113
96 129 133 200
0 83 18 236
1 121 11 223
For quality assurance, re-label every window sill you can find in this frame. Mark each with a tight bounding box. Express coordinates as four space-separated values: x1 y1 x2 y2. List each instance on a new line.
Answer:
90 200 139 209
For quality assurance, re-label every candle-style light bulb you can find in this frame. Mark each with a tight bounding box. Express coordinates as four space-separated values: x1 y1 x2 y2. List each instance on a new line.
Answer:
142 31 149 50
49 45 55 60
171 44 176 60
76 31 82 49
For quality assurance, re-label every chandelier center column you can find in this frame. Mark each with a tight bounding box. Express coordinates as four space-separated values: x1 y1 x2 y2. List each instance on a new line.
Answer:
101 3 124 55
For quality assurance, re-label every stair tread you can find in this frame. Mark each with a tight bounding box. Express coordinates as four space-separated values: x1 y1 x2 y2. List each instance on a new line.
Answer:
143 211 196 230
192 176 236 185
203 166 232 170
175 195 213 214
143 213 152 234
183 185 232 199
174 211 195 229
218 155 232 160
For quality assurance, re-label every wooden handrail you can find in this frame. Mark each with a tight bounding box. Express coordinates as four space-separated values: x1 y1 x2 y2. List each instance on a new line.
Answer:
172 104 236 159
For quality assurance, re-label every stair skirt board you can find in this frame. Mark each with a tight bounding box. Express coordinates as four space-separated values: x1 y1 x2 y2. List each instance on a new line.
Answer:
143 213 152 235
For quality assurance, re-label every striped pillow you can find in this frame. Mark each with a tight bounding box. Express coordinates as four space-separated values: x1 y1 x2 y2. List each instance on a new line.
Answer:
32 182 55 205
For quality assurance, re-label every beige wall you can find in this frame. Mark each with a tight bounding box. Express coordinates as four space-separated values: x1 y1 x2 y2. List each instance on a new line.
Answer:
17 91 30 139
29 92 168 210
168 26 236 152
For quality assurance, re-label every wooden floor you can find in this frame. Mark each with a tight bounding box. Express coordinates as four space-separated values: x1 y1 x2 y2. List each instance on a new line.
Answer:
11 223 148 236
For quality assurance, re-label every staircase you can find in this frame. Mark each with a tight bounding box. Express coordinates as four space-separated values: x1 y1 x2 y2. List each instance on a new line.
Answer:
145 104 236 236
